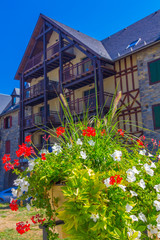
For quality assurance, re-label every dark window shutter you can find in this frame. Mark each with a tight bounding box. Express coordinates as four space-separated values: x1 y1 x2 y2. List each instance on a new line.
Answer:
4 118 6 129
10 116 12 127
153 105 160 129
5 140 10 154
149 59 160 84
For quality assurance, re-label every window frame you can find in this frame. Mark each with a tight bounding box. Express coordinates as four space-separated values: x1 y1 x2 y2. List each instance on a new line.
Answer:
152 103 160 130
148 58 160 85
5 140 10 154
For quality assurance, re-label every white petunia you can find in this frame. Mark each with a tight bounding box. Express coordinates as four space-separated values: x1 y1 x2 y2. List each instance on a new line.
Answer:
151 162 156 168
156 214 160 223
20 181 29 192
154 184 160 193
157 224 160 230
130 190 138 197
14 178 22 186
90 213 99 222
67 143 72 149
127 229 141 239
76 139 82 145
130 215 138 222
132 166 140 175
104 178 110 188
148 153 153 157
11 188 17 197
126 169 136 182
88 140 95 146
28 160 35 171
26 203 31 211
118 185 126 191
39 149 48 154
52 143 62 155
147 224 158 234
80 151 87 159
138 179 146 189
139 149 146 156
138 160 143 165
158 232 160 238
126 204 133 213
157 194 160 200
138 212 147 222
144 163 154 176
154 200 160 211
110 150 122 161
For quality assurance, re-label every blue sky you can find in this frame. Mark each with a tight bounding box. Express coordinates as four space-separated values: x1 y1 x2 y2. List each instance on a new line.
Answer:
0 0 159 95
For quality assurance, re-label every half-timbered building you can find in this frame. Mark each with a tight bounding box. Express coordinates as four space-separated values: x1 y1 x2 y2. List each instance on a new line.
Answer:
15 10 160 149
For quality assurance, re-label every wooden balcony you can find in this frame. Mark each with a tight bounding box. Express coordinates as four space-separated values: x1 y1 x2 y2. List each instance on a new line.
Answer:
24 41 75 80
68 91 113 115
24 80 59 106
62 59 94 89
24 111 60 129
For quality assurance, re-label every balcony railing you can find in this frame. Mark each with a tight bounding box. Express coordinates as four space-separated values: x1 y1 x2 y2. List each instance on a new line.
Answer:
68 92 113 115
63 59 94 83
24 111 60 129
24 41 68 72
24 80 59 100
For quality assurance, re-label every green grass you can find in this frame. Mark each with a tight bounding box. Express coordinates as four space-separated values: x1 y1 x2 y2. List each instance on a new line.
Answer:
0 228 42 240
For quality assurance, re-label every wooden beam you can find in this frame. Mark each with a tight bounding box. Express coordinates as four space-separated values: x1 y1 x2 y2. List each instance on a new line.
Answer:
43 22 48 127
59 32 63 119
97 60 104 111
36 26 53 40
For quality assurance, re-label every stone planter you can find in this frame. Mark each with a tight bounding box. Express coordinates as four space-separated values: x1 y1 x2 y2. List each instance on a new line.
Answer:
47 183 69 239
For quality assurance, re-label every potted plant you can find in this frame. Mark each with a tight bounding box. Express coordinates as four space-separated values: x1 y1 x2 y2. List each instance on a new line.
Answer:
2 93 160 240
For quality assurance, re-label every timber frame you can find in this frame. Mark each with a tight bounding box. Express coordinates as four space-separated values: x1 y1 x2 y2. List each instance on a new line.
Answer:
17 15 115 144
15 14 144 145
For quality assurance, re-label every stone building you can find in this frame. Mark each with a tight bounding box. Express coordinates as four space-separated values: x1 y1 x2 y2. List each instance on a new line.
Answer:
13 10 160 151
0 88 20 191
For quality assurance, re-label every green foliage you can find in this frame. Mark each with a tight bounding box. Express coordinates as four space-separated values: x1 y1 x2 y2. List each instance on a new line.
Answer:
12 94 160 239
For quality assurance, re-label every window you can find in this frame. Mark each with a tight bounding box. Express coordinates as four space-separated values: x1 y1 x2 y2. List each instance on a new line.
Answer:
4 116 12 129
148 59 160 84
5 140 10 154
82 58 93 73
126 38 141 49
152 104 160 130
12 97 16 105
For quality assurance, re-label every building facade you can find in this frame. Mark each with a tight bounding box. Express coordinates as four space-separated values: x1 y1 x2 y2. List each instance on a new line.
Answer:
0 88 20 191
14 10 160 150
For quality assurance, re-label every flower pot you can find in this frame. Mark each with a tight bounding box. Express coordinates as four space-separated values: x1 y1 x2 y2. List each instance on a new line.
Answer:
48 184 69 239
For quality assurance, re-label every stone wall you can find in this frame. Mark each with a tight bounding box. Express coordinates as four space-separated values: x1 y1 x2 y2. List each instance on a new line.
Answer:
0 110 19 191
137 43 160 142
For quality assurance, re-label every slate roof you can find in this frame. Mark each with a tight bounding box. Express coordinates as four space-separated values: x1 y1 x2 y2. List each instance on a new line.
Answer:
11 88 20 96
0 88 20 116
41 14 112 61
0 94 11 114
101 10 160 60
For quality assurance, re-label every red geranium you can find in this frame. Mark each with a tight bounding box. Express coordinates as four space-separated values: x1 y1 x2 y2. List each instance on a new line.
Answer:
56 127 65 137
16 143 32 158
101 129 106 136
25 135 32 143
82 127 96 137
137 139 144 147
14 159 20 166
16 221 30 234
41 153 46 161
109 176 116 185
10 199 18 211
109 175 123 185
4 162 14 171
2 154 11 164
117 129 124 137
31 214 46 225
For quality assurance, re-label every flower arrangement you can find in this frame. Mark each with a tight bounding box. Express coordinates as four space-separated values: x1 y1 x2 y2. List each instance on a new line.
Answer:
2 93 160 240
